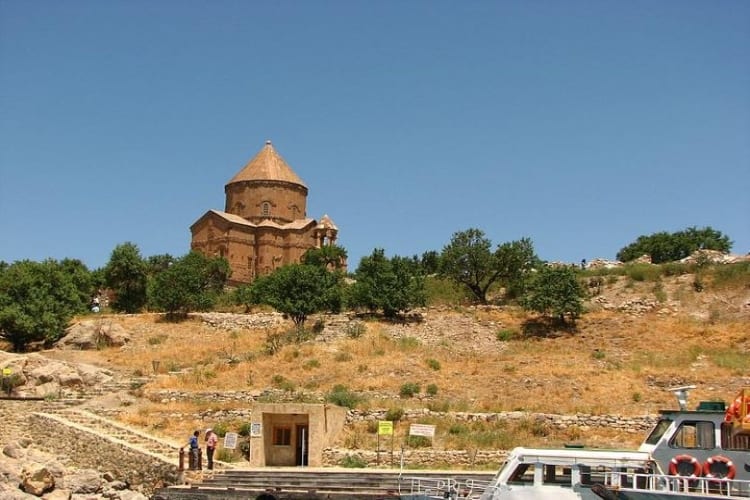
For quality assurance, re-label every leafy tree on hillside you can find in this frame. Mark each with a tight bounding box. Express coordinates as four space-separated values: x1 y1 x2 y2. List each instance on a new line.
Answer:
347 249 426 318
521 265 585 325
439 229 538 304
0 260 87 351
250 264 342 328
617 226 732 264
59 258 96 306
419 250 440 275
104 242 148 313
148 252 231 318
301 245 348 270
145 254 176 276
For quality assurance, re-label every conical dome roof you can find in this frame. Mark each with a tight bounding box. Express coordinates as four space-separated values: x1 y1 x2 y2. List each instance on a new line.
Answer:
227 141 307 188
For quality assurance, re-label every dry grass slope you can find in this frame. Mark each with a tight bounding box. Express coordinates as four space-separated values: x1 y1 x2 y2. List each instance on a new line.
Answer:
42 265 750 461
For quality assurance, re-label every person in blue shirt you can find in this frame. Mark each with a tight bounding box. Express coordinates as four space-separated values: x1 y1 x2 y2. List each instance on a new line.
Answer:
186 430 201 470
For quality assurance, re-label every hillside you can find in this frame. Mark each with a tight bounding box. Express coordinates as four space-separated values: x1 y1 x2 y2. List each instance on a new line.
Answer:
19 263 745 459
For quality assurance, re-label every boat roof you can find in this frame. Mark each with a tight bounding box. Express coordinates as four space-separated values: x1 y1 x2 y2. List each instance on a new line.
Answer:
509 447 651 465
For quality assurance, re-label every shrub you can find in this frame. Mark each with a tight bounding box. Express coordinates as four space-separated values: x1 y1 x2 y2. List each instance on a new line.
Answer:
326 384 362 409
496 329 517 341
592 350 605 360
148 335 167 345
340 454 367 468
425 358 441 371
426 383 439 396
385 407 404 421
448 423 468 435
406 435 432 448
216 448 237 462
345 321 366 338
238 422 253 437
302 359 320 370
311 318 325 334
398 336 421 350
399 382 421 398
334 351 353 362
211 422 228 437
0 373 24 395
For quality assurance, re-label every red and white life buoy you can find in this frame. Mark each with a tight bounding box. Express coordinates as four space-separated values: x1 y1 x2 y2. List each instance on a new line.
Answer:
669 454 702 477
703 455 737 480
725 396 742 423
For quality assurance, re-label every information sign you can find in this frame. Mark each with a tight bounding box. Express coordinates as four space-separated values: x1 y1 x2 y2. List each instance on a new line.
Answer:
408 423 435 438
378 420 393 435
224 432 239 449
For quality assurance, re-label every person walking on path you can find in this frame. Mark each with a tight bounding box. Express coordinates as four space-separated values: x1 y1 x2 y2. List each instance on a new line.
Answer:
205 428 218 470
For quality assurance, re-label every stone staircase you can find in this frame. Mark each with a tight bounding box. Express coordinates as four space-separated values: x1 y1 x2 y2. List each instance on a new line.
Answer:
31 407 236 470
155 468 496 499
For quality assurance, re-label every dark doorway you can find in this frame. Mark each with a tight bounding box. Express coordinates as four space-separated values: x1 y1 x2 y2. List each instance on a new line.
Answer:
295 424 309 466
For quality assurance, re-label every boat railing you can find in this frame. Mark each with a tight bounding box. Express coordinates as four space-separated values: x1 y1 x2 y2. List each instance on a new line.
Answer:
604 471 750 497
398 476 495 499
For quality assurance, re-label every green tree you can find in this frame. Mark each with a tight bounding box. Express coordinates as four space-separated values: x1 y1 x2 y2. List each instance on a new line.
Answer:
522 266 585 325
301 245 348 270
419 250 440 275
148 252 231 318
439 229 538 304
104 242 148 313
0 260 87 351
617 226 732 264
145 253 175 277
348 249 426 318
250 264 342 328
59 258 95 307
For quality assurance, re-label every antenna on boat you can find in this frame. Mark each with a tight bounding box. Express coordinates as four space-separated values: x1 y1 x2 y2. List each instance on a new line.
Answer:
668 385 697 410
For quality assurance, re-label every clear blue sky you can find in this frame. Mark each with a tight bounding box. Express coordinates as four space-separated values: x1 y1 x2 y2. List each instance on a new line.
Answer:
1 0 748 270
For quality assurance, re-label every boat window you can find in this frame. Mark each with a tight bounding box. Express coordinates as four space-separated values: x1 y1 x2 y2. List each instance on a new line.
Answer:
721 422 750 451
644 419 673 445
669 421 715 449
541 465 572 487
508 463 535 484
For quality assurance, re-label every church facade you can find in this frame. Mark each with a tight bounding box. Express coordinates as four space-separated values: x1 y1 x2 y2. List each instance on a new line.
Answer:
190 141 339 285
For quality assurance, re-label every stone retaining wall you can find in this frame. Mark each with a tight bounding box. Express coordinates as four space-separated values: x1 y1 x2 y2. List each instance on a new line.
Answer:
322 447 508 468
27 413 181 495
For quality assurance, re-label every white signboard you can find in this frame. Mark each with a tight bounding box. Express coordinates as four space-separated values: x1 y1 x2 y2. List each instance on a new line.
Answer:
224 432 239 449
250 422 262 437
409 424 435 438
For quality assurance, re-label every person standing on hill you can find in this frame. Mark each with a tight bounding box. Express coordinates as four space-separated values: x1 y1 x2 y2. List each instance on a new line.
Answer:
186 430 201 470
205 428 218 470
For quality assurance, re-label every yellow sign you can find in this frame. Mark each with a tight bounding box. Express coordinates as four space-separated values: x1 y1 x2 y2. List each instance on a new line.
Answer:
378 421 393 436
1 368 11 376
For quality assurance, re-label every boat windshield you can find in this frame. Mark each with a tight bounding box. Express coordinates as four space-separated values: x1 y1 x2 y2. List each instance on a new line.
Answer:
644 419 672 445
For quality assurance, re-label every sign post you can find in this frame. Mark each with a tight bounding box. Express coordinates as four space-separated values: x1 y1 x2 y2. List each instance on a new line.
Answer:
377 420 393 466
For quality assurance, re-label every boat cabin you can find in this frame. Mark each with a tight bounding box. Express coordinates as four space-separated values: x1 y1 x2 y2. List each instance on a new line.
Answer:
638 386 750 483
477 447 655 499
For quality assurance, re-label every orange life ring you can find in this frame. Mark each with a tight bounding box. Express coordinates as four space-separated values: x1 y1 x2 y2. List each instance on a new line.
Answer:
703 455 737 479
725 396 742 423
669 454 702 477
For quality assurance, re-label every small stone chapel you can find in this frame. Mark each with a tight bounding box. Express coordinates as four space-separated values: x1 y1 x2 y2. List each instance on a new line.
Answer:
190 141 339 285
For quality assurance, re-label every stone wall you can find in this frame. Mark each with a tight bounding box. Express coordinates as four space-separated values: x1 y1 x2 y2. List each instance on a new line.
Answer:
27 413 181 495
322 447 509 468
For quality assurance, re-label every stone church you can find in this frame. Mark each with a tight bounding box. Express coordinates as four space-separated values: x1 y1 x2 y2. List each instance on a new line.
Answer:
190 141 339 285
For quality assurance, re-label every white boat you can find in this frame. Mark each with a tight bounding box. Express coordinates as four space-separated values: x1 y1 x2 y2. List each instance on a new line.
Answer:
399 386 750 499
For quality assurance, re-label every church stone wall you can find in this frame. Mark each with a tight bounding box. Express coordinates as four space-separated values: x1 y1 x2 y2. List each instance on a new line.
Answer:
225 181 307 224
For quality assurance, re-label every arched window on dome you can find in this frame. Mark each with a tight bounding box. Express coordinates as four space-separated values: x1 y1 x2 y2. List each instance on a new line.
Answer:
261 202 271 217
